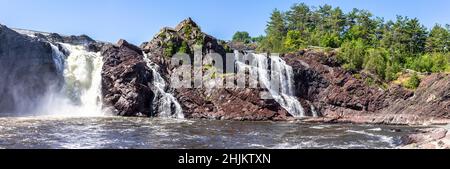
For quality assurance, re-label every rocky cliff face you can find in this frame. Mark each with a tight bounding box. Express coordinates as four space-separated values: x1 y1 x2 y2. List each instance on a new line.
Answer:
101 39 155 117
0 24 61 114
141 18 290 120
141 18 449 123
283 49 450 125
13 28 106 53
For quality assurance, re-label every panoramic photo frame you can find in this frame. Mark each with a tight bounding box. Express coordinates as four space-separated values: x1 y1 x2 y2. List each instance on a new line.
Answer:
0 0 449 168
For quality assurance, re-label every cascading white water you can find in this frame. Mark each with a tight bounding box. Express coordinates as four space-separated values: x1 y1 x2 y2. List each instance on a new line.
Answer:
39 43 104 117
144 53 184 119
235 51 306 118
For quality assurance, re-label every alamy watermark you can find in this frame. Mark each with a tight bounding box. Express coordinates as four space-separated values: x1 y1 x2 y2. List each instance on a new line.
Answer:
165 45 294 100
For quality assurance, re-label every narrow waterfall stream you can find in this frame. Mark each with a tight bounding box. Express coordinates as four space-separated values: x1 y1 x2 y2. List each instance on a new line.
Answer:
144 53 184 119
235 51 306 118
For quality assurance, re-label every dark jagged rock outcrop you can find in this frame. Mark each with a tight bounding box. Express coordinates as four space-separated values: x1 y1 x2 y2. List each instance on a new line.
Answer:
0 24 61 114
283 49 450 125
142 18 289 120
13 28 106 53
101 39 155 117
141 18 231 76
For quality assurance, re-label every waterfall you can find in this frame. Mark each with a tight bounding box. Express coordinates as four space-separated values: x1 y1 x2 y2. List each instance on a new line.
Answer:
235 51 305 118
39 43 104 117
144 53 184 119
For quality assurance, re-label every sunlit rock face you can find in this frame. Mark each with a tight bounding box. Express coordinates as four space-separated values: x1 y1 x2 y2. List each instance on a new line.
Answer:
284 49 450 125
0 24 61 114
101 39 156 117
141 18 291 120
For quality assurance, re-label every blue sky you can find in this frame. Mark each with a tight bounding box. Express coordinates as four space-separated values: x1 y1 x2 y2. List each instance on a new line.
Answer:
1 0 449 45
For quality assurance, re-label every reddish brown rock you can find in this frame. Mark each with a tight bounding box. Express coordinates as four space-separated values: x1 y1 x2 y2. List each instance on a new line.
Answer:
176 87 290 121
140 18 449 123
101 39 155 116
401 128 450 149
283 49 450 125
141 18 289 120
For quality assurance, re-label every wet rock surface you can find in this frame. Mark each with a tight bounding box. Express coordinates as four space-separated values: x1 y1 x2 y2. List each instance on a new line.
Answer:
0 24 60 114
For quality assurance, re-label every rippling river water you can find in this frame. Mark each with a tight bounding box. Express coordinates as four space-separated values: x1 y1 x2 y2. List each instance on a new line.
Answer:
0 116 419 149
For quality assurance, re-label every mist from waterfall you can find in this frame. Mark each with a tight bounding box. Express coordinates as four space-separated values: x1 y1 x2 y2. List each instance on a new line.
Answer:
37 43 105 117
235 51 305 118
144 53 184 119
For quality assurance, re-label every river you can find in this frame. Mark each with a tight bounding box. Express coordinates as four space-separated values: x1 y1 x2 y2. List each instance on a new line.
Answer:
0 116 419 149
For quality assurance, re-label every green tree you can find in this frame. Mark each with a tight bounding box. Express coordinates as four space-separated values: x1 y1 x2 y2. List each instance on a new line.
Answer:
344 9 380 45
232 31 252 44
405 18 428 55
381 16 428 65
385 62 401 81
319 32 341 48
285 3 314 47
251 35 265 43
426 24 450 53
256 2 449 81
284 30 305 51
364 48 388 79
338 39 367 72
314 5 345 47
286 3 311 32
258 9 287 53
409 53 449 73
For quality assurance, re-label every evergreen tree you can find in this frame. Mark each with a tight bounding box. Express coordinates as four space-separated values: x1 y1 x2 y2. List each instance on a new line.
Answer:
259 9 287 53
426 24 450 53
364 48 388 79
338 39 367 72
344 9 378 45
286 3 311 32
232 31 252 44
252 3 449 82
405 18 428 55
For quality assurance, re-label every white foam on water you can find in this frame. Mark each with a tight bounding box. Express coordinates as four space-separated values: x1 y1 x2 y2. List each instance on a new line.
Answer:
368 128 383 131
346 129 394 146
309 125 331 130
38 43 105 117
